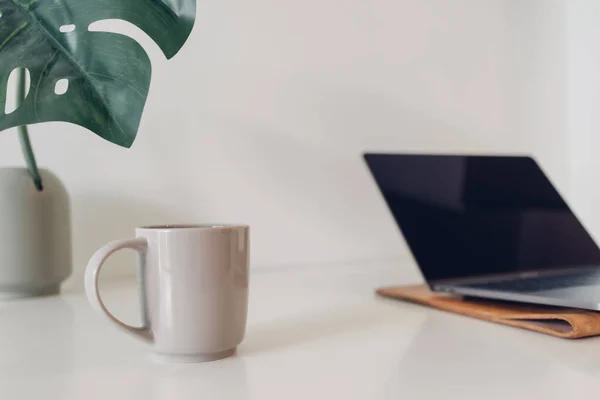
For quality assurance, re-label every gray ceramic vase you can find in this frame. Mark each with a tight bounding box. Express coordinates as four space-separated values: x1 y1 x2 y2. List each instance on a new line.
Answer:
0 168 72 299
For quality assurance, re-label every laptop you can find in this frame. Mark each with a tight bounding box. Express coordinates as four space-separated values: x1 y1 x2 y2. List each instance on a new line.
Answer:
364 153 600 311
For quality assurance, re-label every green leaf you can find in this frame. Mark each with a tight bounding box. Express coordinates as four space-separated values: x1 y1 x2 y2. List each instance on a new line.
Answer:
0 0 196 147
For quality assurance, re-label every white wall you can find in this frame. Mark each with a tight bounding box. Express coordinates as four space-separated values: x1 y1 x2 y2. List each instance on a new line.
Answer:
567 0 600 242
0 0 569 286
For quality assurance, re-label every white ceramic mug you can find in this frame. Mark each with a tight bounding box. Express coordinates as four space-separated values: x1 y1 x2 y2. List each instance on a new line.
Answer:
84 224 249 362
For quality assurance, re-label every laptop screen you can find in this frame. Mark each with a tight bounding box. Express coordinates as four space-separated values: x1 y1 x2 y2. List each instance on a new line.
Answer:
364 154 600 283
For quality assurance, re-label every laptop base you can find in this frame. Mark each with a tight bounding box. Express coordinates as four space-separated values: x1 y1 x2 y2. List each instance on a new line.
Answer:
434 282 600 311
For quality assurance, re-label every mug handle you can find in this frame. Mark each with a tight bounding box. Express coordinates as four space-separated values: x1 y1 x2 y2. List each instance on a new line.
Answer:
84 238 154 343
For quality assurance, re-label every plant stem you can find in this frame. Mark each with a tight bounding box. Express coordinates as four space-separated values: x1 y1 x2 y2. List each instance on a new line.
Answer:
16 68 42 191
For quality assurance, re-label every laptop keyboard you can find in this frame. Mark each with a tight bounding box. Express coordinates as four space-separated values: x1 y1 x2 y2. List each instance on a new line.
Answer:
461 269 600 293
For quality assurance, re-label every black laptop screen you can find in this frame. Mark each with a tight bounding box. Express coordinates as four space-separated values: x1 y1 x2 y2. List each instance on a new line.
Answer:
364 154 600 282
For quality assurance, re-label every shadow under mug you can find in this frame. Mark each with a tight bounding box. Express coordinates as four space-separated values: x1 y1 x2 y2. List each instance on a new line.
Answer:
85 224 250 363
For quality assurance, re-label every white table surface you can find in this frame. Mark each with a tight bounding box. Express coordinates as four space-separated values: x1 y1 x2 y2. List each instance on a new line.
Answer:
2 259 600 399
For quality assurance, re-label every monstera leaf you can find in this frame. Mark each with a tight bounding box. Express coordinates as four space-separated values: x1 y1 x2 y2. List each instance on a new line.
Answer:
0 0 196 147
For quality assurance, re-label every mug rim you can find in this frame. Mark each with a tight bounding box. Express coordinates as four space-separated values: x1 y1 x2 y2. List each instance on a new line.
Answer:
137 224 249 231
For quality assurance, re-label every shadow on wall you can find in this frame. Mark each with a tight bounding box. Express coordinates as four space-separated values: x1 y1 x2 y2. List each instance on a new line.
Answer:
64 193 187 291
196 83 497 263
